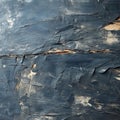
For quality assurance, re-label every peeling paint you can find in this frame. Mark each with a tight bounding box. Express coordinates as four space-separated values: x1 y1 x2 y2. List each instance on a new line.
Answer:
104 17 120 31
74 96 92 107
104 32 119 45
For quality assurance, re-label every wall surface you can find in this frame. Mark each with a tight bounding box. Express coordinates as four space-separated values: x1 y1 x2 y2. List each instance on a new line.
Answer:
0 0 120 120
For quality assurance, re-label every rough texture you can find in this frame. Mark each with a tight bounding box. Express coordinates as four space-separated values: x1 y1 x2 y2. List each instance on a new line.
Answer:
0 0 120 120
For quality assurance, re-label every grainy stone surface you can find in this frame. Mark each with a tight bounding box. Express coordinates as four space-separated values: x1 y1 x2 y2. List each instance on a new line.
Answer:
0 0 120 120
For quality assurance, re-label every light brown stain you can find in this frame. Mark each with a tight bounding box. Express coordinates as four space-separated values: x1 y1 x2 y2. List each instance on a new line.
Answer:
104 17 120 31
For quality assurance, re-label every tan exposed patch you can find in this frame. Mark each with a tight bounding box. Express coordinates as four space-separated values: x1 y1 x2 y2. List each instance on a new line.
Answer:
104 23 120 31
104 17 120 31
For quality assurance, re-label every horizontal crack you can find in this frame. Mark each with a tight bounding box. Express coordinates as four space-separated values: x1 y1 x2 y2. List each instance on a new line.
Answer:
0 49 111 59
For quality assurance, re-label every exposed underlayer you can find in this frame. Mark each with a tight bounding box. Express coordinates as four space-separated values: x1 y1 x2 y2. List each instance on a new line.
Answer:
0 0 120 120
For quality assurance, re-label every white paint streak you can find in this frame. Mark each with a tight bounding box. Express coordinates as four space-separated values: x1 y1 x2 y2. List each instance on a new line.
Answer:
115 77 120 81
6 9 15 28
74 95 92 107
16 69 37 97
81 25 85 29
7 18 15 28
25 0 32 3
3 65 6 68
27 70 36 79
75 41 88 49
63 8 83 15
18 0 32 3
104 32 119 45
49 0 53 2
34 116 54 120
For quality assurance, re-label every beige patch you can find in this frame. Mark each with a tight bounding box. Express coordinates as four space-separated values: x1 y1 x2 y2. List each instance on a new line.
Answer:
104 23 120 31
104 32 119 45
74 95 92 107
104 17 120 31
32 64 37 69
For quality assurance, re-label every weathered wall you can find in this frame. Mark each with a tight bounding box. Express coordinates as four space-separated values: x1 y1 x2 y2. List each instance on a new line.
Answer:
0 0 120 120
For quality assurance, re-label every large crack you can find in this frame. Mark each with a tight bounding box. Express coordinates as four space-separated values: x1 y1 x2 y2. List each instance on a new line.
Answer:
0 49 112 59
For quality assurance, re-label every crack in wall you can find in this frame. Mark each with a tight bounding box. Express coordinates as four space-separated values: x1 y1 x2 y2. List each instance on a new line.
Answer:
0 49 112 60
